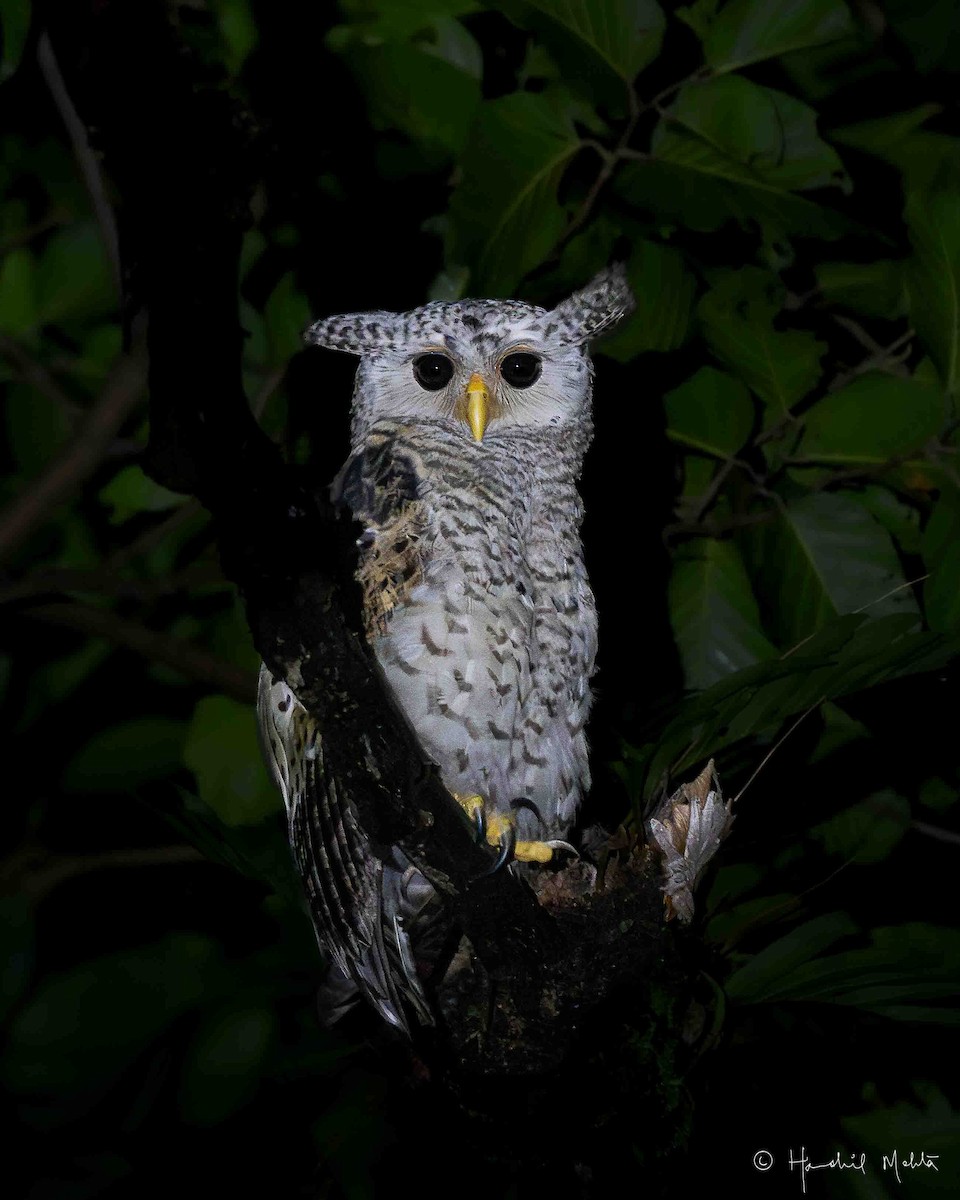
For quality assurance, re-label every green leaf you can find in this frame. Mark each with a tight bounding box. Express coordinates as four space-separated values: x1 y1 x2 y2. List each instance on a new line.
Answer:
844 1083 960 1178
17 640 112 733
852 485 922 555
447 92 581 294
663 367 755 457
0 247 37 337
263 272 312 366
725 911 858 1003
599 239 696 360
427 17 484 79
36 222 116 325
833 106 960 193
634 614 959 793
668 538 778 689
61 719 186 793
98 464 186 525
815 259 906 319
680 0 854 74
706 893 801 949
337 40 480 155
698 273 826 416
797 374 944 465
519 0 665 104
619 130 849 240
184 695 279 826
643 614 955 792
680 454 717 499
5 380 71 476
735 923 960 1015
0 0 31 83
3 935 222 1094
904 189 960 395
747 491 920 646
883 0 960 76
0 895 33 1023
211 0 258 75
704 863 764 914
670 75 848 193
330 0 479 43
808 699 869 764
831 103 943 155
811 789 911 865
923 493 960 632
163 786 303 904
919 776 958 812
179 1005 276 1126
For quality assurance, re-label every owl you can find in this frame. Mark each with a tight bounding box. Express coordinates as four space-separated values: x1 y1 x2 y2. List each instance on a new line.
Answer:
258 265 635 1032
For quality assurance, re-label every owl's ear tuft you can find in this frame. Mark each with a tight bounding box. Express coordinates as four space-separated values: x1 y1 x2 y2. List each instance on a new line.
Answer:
304 311 402 355
551 263 635 345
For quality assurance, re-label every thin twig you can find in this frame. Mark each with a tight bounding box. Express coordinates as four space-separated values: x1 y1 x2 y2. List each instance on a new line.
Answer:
22 600 256 702
251 366 286 419
105 499 206 571
37 31 122 295
691 456 742 524
3 844 204 901
558 67 708 253
0 211 64 257
0 333 84 420
0 561 225 606
731 702 824 805
0 342 147 566
562 142 622 248
828 321 914 390
853 575 929 613
662 510 774 541
911 819 960 847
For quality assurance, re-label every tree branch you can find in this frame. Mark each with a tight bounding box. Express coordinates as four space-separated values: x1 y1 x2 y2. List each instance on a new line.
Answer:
23 600 257 703
2 842 203 902
0 342 146 566
37 31 122 295
45 2 680 1090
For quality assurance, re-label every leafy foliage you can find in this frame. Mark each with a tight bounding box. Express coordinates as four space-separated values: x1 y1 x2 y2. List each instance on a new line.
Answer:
2 0 960 1194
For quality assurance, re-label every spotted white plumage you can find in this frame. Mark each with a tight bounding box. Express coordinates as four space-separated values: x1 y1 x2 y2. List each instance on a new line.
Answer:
258 266 635 1031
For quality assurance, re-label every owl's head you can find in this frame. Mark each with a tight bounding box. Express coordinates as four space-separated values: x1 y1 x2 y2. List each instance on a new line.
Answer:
304 266 634 444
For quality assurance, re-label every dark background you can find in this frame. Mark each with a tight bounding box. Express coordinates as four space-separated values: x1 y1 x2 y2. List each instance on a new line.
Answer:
1 1 958 1196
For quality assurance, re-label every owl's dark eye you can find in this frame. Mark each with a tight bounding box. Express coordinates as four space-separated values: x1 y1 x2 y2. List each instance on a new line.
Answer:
500 352 542 388
412 353 454 391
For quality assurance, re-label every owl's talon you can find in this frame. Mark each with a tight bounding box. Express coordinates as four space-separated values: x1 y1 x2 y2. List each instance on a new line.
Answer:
542 839 579 862
456 800 577 871
482 820 517 876
511 797 545 828
453 793 487 844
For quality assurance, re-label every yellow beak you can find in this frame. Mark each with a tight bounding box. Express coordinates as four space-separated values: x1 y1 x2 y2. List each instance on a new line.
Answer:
465 372 491 442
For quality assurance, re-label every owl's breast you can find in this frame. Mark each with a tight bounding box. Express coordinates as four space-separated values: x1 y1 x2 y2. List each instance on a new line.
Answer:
344 421 595 832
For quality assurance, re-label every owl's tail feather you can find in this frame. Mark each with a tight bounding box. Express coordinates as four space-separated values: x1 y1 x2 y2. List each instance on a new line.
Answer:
258 664 435 1034
312 864 434 1032
301 756 435 1035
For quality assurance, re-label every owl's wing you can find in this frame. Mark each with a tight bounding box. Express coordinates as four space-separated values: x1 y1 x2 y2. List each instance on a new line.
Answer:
331 428 427 637
258 665 434 1033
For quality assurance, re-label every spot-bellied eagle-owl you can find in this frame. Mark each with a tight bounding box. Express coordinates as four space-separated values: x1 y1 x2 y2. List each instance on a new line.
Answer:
258 266 635 1032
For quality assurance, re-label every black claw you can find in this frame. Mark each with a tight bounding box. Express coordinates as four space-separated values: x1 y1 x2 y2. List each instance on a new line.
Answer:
511 797 544 828
481 824 516 877
473 803 486 844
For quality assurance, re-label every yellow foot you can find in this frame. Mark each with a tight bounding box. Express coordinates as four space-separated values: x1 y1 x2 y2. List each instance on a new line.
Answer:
452 794 577 871
453 792 486 841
